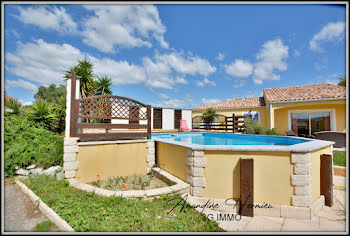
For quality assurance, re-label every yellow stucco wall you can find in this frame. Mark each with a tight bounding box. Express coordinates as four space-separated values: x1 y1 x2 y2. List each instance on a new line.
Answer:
192 106 268 127
273 101 346 133
156 142 188 182
310 145 332 202
203 150 294 206
76 142 148 183
192 99 346 133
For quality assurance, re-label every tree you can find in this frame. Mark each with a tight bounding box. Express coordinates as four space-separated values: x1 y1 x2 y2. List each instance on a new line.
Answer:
34 84 66 104
338 76 346 87
95 76 113 95
201 108 219 130
65 59 95 98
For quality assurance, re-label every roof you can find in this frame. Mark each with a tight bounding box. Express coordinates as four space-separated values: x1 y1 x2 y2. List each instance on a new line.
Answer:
192 83 346 110
192 97 266 110
264 83 346 102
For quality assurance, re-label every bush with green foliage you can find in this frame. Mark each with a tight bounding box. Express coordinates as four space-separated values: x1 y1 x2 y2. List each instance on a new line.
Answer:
34 84 66 104
4 116 63 177
26 100 60 132
242 118 283 135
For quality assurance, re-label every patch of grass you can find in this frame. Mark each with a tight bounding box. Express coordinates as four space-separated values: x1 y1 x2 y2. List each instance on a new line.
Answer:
333 151 346 167
33 221 54 232
21 175 223 232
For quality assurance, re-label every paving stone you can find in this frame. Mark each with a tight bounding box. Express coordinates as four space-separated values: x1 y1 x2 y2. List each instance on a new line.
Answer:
281 218 320 231
318 217 346 231
95 188 115 197
244 216 284 231
318 206 345 221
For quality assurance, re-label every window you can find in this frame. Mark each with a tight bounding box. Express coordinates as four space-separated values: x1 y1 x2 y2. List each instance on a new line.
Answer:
291 111 331 137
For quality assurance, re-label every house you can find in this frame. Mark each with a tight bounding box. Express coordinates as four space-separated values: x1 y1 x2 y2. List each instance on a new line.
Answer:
192 83 346 136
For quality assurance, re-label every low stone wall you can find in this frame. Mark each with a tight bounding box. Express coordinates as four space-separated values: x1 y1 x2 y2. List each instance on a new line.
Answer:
67 167 190 198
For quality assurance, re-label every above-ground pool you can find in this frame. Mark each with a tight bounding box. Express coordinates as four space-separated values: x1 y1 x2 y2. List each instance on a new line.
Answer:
151 131 335 218
152 132 309 146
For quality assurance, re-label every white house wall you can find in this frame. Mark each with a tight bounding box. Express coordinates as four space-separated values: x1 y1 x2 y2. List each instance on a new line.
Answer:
162 108 174 130
181 110 192 129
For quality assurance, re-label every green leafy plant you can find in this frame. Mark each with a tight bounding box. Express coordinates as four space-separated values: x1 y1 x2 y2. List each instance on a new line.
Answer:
4 117 63 177
201 108 219 130
242 118 283 135
65 59 95 98
21 175 223 232
5 98 22 116
27 100 59 132
95 76 113 96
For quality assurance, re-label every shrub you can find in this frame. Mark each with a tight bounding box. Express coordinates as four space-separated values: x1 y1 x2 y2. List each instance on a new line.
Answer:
4 116 63 177
242 118 283 135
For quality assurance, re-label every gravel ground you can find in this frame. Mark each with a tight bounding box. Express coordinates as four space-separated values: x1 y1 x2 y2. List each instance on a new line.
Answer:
4 180 60 232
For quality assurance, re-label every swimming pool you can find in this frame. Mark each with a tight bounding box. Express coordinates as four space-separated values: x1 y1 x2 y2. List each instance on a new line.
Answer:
152 132 309 146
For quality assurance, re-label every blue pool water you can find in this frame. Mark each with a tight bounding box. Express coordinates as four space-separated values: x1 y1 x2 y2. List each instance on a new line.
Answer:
151 133 310 146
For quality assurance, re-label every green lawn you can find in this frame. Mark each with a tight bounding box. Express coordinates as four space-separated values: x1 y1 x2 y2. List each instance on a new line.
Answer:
333 151 346 167
21 175 223 232
33 221 54 232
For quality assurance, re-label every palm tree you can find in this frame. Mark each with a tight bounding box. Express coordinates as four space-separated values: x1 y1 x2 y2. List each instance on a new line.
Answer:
201 108 219 130
95 76 113 95
27 100 59 132
65 59 95 98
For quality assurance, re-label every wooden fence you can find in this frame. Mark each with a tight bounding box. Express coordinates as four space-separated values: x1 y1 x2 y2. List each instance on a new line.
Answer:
69 72 151 141
192 114 252 132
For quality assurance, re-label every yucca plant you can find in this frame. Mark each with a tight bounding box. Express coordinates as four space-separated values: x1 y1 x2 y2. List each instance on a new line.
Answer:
95 76 113 96
65 59 95 98
27 100 59 132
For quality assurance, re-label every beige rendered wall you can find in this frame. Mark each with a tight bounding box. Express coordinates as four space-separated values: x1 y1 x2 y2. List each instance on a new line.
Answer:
272 100 346 134
192 106 268 127
310 145 332 202
156 142 188 182
203 150 294 206
76 142 148 183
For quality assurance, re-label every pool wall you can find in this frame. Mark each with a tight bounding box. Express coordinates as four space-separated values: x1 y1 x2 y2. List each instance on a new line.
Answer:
153 135 334 220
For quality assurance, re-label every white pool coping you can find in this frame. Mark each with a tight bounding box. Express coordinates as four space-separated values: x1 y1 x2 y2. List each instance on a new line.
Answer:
151 132 335 152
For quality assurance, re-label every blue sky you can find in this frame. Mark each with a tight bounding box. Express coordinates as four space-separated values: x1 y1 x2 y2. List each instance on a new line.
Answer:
4 3 346 108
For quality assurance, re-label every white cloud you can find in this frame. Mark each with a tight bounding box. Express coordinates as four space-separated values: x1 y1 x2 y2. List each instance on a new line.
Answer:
82 5 168 53
91 57 146 85
6 79 38 93
196 78 216 87
196 80 204 87
5 39 84 85
224 59 253 78
203 78 216 86
325 73 341 85
156 52 216 76
233 80 246 88
253 38 289 84
293 49 300 57
201 98 221 105
15 6 77 33
159 93 170 99
153 98 189 109
176 77 188 84
142 57 174 90
309 21 345 52
215 52 225 61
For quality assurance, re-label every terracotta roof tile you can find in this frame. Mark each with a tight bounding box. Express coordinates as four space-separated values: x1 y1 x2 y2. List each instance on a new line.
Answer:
264 83 346 102
192 97 266 110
